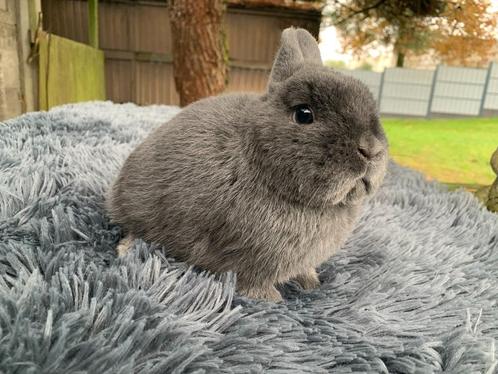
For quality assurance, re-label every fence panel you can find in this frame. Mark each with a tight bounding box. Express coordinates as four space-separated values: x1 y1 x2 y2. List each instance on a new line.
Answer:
483 62 498 114
430 66 488 116
336 69 383 102
38 32 105 110
379 68 434 116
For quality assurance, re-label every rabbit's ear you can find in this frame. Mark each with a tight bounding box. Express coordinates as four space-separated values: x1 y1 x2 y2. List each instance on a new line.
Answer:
296 28 323 66
269 27 322 84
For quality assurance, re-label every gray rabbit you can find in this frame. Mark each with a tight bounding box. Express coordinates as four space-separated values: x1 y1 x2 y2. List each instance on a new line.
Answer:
107 27 388 302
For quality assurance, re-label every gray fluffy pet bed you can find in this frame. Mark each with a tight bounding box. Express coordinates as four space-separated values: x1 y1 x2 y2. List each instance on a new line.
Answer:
1 102 497 374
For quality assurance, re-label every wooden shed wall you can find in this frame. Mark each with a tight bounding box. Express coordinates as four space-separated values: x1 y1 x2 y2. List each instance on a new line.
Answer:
41 0 321 105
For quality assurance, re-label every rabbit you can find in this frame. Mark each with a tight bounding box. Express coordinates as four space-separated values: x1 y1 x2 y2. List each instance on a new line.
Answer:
107 27 389 302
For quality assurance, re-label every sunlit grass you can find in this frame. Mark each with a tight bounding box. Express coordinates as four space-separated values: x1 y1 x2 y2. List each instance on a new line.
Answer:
382 117 498 188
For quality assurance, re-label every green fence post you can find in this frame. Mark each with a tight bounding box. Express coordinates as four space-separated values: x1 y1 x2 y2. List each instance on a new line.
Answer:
88 0 98 49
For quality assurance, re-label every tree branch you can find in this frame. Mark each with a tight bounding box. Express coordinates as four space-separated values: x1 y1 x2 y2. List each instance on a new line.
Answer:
333 0 388 25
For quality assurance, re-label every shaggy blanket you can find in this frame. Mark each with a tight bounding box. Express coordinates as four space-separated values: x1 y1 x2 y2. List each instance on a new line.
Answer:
0 102 497 374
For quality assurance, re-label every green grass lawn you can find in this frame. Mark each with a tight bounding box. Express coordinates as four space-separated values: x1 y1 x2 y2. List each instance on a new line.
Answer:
382 117 498 189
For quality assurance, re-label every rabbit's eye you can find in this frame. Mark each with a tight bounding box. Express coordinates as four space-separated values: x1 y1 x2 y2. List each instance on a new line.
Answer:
293 105 314 125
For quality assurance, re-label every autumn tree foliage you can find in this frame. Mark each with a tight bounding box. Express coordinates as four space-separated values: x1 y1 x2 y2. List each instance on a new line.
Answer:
327 0 497 67
431 1 497 67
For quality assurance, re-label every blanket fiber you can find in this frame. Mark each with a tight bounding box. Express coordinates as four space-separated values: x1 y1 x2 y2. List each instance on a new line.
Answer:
0 102 497 374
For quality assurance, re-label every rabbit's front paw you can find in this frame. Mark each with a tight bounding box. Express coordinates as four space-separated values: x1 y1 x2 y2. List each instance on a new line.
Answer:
116 234 135 257
293 268 320 290
240 285 283 302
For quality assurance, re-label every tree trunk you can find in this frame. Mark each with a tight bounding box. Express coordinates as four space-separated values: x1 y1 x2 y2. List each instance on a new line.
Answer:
396 51 405 67
170 0 227 107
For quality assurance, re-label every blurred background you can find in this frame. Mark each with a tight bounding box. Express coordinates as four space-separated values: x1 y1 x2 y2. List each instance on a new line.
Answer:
1 0 498 206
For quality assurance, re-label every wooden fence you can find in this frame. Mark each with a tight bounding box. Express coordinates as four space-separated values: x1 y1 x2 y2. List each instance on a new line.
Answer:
41 0 321 105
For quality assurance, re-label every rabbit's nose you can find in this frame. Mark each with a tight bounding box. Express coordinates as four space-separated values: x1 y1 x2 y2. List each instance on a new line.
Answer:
357 135 384 161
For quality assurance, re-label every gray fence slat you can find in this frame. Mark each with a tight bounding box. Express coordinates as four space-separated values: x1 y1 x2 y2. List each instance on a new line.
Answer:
430 65 488 116
380 67 434 117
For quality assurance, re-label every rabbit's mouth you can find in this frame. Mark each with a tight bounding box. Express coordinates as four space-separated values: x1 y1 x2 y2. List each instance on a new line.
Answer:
342 157 388 204
334 173 379 205
344 177 371 201
361 178 372 194
313 153 388 207
326 176 368 206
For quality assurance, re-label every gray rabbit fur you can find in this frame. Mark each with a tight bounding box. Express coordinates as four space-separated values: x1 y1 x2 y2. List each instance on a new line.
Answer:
107 27 388 302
